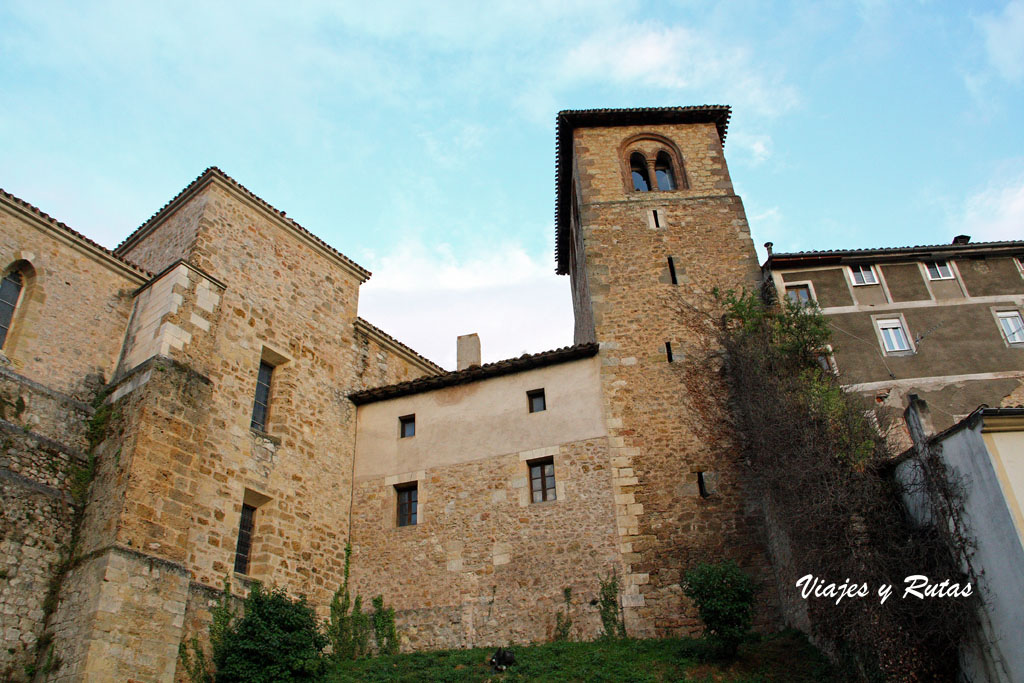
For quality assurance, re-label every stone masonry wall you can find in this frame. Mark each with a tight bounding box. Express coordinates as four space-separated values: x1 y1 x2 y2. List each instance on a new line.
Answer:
571 122 779 636
350 437 620 650
0 200 142 400
117 189 208 276
0 369 89 681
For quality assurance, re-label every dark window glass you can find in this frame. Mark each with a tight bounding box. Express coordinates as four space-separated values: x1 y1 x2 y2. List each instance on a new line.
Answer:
529 458 556 503
527 389 546 413
400 414 416 438
397 484 418 526
250 361 273 431
786 285 812 305
0 271 24 348
234 504 256 574
654 152 676 190
630 153 650 192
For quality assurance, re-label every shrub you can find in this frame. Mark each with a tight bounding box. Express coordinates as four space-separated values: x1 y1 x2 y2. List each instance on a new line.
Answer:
214 583 326 682
682 560 756 657
371 595 398 655
553 587 573 641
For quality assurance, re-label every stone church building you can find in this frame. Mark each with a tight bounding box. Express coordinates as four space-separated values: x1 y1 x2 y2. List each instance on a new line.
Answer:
1 106 806 680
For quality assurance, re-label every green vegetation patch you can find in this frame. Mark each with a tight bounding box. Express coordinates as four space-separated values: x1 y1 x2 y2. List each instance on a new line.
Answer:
326 630 839 683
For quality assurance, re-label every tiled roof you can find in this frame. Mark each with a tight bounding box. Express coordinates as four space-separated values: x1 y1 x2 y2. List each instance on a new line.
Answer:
354 317 444 374
349 342 599 405
115 167 371 282
767 239 1024 267
0 187 151 278
554 106 732 275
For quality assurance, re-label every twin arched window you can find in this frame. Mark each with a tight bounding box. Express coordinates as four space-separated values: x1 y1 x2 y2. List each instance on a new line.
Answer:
0 270 24 349
629 150 679 192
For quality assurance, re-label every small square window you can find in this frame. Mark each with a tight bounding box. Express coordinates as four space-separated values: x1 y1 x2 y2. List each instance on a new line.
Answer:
785 284 813 306
396 483 417 526
527 389 546 413
849 264 878 286
877 318 912 353
399 414 415 438
925 261 954 280
997 311 1024 345
528 457 556 503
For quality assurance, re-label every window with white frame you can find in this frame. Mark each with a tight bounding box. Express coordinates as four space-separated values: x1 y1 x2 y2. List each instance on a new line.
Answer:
1015 256 1024 277
997 311 1024 345
785 284 813 306
877 318 912 353
925 260 954 280
849 264 878 286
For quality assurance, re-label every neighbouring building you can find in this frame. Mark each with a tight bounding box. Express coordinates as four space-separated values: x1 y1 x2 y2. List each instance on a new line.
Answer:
764 238 1024 444
901 398 1024 683
1 106 780 681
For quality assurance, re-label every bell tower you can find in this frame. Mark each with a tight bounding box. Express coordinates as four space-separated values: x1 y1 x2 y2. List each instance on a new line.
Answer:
554 107 776 635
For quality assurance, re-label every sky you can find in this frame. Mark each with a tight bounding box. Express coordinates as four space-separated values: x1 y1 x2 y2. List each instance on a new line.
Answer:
1 1 1022 369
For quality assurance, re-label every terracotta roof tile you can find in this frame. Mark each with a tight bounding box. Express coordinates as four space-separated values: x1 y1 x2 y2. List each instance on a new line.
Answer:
115 167 370 281
0 187 151 278
349 342 599 405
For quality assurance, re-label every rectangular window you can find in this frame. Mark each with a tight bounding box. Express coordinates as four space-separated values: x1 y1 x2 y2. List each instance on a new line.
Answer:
785 284 812 306
527 388 546 413
997 311 1024 345
399 414 416 438
396 483 418 526
849 264 878 286
667 256 678 285
250 361 274 432
528 457 556 503
234 503 256 574
877 318 912 353
925 260 954 280
665 341 674 363
1016 256 1024 277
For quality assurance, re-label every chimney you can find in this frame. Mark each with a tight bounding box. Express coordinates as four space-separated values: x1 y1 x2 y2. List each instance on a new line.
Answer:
457 333 481 370
952 235 971 245
904 394 935 450
764 241 774 255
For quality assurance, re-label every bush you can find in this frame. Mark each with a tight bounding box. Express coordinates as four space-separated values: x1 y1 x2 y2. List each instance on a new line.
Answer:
214 583 327 682
682 560 756 657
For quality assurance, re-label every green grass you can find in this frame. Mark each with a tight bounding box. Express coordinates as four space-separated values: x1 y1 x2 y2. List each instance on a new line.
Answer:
325 630 843 682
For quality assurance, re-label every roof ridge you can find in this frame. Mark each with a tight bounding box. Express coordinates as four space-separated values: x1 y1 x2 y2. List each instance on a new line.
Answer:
350 342 599 405
355 317 444 373
0 187 151 277
769 239 1024 259
115 167 370 280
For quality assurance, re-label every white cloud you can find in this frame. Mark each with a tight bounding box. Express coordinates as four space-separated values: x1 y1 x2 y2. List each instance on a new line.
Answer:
729 131 774 166
957 176 1024 241
557 22 799 118
977 0 1024 83
357 239 573 370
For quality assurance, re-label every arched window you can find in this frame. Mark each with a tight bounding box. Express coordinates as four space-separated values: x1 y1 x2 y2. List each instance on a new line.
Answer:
0 270 24 349
630 153 651 192
655 152 676 191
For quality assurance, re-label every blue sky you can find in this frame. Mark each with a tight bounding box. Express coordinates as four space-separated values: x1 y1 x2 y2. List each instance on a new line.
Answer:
2 1 1022 368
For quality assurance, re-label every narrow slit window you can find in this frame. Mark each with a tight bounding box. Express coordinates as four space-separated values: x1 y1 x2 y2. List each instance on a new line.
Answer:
396 483 418 526
529 457 556 503
399 414 416 438
654 152 676 191
697 472 709 498
234 503 256 574
250 361 274 432
665 341 674 363
527 388 546 413
652 210 661 228
0 271 23 349
630 153 651 192
667 257 678 285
